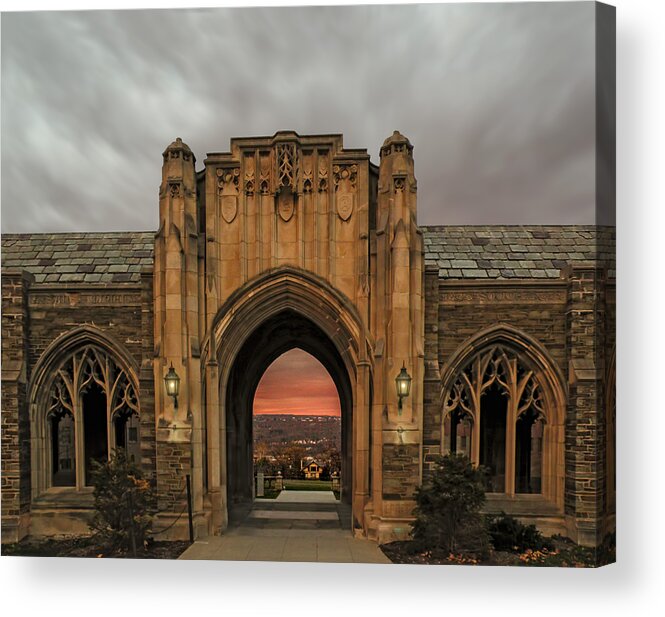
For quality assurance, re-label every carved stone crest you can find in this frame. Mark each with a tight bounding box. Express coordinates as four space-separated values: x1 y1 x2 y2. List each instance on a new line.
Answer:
277 191 295 222
221 195 237 223
338 193 354 221
334 164 357 221
217 167 240 223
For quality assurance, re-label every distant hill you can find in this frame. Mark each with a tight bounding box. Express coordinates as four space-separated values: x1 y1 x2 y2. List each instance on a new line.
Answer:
253 414 341 450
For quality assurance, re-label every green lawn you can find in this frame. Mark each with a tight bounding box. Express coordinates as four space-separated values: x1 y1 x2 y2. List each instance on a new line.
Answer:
283 479 333 491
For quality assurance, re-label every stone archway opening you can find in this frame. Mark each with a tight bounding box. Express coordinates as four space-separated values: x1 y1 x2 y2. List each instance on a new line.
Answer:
224 309 353 521
253 348 342 493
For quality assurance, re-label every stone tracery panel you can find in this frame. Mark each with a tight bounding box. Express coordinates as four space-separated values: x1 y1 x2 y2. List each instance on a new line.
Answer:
44 344 140 489
442 342 555 498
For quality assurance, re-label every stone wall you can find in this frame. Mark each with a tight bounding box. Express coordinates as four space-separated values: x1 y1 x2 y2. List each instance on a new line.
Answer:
26 287 144 372
420 265 615 546
422 266 442 477
381 445 420 501
1 271 32 542
564 265 608 545
437 283 569 371
139 270 157 483
26 283 153 480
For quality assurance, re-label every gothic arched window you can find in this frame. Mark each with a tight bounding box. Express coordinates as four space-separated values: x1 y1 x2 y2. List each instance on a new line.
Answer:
45 345 140 489
442 343 558 499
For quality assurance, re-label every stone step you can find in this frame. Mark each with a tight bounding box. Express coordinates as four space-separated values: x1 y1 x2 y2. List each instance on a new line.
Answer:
252 502 339 512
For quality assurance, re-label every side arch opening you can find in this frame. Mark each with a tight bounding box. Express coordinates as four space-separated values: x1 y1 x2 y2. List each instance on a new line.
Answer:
439 324 566 510
29 327 141 497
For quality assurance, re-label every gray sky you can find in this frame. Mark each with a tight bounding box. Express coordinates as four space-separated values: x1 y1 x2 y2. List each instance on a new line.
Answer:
1 2 596 232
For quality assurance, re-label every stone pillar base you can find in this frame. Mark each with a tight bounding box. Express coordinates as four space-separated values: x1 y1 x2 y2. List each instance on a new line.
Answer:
152 509 210 542
565 515 604 548
365 515 415 545
152 512 188 541
1 513 30 544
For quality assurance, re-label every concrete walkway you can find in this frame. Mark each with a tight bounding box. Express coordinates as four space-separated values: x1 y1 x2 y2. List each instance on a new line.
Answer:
179 491 391 564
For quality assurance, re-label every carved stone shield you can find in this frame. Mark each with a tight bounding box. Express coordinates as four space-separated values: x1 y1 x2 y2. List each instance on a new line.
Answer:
221 195 237 224
338 193 354 221
278 193 295 222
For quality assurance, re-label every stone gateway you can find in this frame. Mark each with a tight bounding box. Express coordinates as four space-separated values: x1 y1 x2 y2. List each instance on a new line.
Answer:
1 131 615 548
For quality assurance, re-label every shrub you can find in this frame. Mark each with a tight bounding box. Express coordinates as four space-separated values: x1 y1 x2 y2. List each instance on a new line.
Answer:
411 454 490 556
597 531 616 566
486 512 554 552
89 449 156 554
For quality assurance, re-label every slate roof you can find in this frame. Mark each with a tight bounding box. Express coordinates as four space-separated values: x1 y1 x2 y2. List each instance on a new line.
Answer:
422 225 616 280
1 232 154 284
1 226 615 284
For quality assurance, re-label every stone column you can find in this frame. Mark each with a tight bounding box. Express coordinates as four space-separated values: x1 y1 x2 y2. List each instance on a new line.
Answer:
1 270 33 543
139 268 157 483
153 138 203 539
421 265 442 479
565 263 607 547
369 131 425 543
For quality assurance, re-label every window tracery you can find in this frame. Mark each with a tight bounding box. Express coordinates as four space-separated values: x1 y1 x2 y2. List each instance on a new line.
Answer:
443 344 549 496
45 345 139 489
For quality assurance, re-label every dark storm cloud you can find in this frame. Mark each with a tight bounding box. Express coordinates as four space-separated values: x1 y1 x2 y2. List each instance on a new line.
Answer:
1 3 596 232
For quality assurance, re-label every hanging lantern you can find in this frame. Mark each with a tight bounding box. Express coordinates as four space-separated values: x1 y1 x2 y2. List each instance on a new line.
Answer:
395 363 412 414
164 363 180 408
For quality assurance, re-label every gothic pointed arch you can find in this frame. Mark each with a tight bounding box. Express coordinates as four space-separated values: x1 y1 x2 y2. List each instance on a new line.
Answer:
202 266 374 530
207 265 373 373
29 326 141 496
439 323 566 508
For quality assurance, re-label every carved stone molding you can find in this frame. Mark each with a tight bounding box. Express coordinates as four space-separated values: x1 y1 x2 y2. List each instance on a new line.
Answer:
217 168 240 194
318 152 329 193
276 142 297 191
29 291 141 308
244 155 255 196
333 164 357 191
259 151 272 195
441 289 567 306
303 162 313 194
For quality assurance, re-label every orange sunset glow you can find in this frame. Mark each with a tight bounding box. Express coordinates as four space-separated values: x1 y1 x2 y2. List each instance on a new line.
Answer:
253 348 341 416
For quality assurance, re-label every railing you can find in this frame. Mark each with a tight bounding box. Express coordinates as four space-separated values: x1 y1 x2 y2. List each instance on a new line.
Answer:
255 472 284 497
254 472 341 497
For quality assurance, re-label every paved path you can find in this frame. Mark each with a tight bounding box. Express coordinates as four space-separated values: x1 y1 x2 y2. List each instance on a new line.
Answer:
179 491 391 564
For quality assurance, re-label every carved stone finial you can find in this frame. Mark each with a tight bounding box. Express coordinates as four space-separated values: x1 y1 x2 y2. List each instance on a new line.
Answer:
380 130 413 158
162 137 195 162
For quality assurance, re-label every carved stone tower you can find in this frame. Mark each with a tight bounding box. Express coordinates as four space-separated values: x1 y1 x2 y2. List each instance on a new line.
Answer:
367 131 425 540
152 131 425 540
154 138 204 527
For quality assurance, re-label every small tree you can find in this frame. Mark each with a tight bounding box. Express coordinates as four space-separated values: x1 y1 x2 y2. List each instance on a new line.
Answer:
411 454 489 556
89 449 155 554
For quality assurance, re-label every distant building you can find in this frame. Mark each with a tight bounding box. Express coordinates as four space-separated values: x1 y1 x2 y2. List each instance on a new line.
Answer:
302 460 323 480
